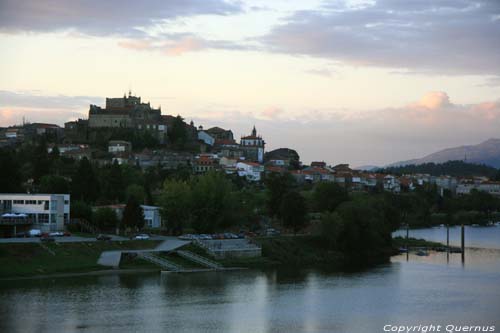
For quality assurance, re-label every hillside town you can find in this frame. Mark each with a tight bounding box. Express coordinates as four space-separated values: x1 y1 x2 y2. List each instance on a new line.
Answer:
2 93 499 198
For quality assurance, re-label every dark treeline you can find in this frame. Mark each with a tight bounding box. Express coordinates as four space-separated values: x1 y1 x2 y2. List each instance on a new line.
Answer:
3 141 500 262
379 160 499 178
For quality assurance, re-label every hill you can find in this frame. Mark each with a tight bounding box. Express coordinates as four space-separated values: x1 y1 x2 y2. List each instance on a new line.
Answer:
389 139 500 168
379 160 499 178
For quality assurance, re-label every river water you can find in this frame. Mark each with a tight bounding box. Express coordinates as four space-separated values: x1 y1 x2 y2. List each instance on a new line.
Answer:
1 227 500 333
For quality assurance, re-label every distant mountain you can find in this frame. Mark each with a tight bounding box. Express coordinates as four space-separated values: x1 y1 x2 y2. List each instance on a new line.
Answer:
354 165 380 171
388 139 500 168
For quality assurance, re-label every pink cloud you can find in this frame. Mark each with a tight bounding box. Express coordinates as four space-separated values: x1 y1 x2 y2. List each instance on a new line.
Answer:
118 36 207 56
413 91 451 110
260 107 284 119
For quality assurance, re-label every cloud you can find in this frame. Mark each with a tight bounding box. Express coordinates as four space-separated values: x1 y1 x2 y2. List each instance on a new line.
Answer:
412 91 451 110
117 33 245 55
260 107 284 120
0 90 101 126
191 92 500 165
0 90 101 109
0 0 241 36
261 0 500 75
305 68 338 78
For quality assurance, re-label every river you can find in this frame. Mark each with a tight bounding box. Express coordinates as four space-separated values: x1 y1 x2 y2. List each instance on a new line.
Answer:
1 227 500 333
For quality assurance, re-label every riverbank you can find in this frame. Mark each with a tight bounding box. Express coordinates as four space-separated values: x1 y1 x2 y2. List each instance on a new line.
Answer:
221 236 394 270
0 240 160 278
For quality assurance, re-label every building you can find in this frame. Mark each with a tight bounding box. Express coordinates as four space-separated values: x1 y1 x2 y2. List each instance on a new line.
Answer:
94 204 162 229
0 193 70 235
204 126 234 142
197 130 216 146
236 161 264 181
193 154 219 173
88 92 168 142
240 126 265 163
108 140 132 153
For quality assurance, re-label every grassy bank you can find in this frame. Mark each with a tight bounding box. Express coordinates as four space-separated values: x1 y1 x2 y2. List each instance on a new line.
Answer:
220 236 392 270
0 240 160 278
392 236 444 248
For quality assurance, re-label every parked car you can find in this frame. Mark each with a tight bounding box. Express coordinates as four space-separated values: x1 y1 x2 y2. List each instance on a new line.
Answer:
49 232 64 237
28 229 42 237
178 234 194 240
265 228 281 237
134 234 150 240
96 234 112 241
41 235 55 242
63 231 72 237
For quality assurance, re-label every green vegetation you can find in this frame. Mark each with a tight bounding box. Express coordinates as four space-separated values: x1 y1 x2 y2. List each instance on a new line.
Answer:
0 241 160 278
379 160 498 178
392 236 444 248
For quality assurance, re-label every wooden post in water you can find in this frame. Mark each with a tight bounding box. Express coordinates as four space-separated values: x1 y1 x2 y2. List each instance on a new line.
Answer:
461 224 465 263
406 224 409 261
446 224 450 262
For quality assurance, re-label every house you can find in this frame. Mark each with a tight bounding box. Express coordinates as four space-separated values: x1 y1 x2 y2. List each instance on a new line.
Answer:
108 140 132 153
193 154 218 173
236 161 264 181
383 175 401 193
0 193 70 235
219 157 239 174
48 144 89 154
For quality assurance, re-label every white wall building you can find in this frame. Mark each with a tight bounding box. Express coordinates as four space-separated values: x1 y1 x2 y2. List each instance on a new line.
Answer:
0 193 70 233
236 161 264 182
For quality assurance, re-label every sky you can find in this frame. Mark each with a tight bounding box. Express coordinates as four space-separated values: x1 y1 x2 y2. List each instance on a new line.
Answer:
0 0 499 167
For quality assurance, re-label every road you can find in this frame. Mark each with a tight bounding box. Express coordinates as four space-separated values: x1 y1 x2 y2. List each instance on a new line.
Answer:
0 234 173 244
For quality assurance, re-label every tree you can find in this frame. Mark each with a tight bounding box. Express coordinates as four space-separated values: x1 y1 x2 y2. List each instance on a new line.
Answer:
32 139 51 183
71 157 99 203
93 207 119 231
0 148 22 192
320 211 344 249
168 115 188 146
126 184 146 203
265 172 296 218
159 179 192 234
280 191 307 234
122 197 145 231
190 171 235 233
70 201 93 222
312 182 349 212
102 160 124 203
39 175 70 194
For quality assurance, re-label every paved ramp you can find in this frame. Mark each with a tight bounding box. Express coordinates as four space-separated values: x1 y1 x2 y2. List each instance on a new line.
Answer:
97 251 122 268
97 239 191 268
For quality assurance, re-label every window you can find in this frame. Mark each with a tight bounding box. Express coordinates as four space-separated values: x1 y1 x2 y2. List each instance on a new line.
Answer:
38 200 44 204
44 201 49 210
38 213 49 224
13 200 24 204
25 200 36 205
64 200 69 205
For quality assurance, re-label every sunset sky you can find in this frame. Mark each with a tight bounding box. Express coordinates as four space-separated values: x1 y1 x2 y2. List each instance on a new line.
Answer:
1 0 499 166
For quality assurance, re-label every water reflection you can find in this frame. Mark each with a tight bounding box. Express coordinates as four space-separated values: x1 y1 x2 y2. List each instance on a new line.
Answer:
1 227 500 332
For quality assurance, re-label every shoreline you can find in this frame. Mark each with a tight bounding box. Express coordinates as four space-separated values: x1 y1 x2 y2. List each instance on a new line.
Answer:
0 268 160 281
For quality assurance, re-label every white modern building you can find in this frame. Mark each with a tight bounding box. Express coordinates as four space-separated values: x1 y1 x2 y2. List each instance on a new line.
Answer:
0 193 70 234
